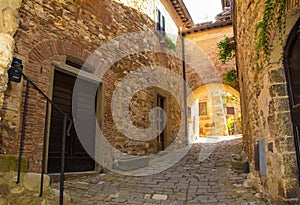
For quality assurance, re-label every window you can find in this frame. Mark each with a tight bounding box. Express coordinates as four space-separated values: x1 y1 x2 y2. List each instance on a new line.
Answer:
199 102 207 116
222 0 231 9
227 107 235 115
156 8 165 36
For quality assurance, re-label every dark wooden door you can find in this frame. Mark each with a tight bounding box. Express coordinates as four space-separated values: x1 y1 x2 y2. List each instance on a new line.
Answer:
285 20 300 182
157 95 165 151
48 70 95 173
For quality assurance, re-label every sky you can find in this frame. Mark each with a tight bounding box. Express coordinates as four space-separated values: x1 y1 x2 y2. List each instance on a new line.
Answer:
183 0 223 24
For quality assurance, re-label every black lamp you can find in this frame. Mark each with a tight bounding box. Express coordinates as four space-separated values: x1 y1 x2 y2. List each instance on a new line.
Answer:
8 57 23 83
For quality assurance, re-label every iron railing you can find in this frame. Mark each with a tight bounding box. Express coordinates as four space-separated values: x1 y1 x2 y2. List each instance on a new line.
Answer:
16 70 72 205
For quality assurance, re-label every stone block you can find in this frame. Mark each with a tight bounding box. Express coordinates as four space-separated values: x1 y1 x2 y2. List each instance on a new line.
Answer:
270 113 294 137
152 194 168 200
2 7 19 35
0 155 28 172
0 0 22 9
269 69 286 83
52 188 71 205
278 179 299 199
0 198 6 205
0 34 14 70
23 173 50 191
283 154 297 178
269 97 290 113
116 156 150 171
270 84 288 97
275 137 295 153
0 183 9 196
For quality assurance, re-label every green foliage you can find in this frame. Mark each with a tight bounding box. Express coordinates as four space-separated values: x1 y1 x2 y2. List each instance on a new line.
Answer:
217 36 234 63
238 114 242 125
227 116 235 134
225 94 238 103
255 0 286 69
224 69 238 89
164 35 176 50
237 114 242 133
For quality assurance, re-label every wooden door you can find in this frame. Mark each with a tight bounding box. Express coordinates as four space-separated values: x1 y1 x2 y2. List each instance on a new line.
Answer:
48 70 95 173
157 95 165 151
285 19 300 181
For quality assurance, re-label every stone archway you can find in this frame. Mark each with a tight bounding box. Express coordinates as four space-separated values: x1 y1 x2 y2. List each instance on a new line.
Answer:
284 17 300 182
187 83 242 142
0 39 94 172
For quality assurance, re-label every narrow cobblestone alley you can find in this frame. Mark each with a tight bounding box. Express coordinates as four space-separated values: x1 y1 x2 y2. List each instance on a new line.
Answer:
53 138 266 205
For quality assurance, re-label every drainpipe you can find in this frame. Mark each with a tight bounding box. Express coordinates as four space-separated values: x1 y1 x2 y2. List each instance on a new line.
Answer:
179 23 190 145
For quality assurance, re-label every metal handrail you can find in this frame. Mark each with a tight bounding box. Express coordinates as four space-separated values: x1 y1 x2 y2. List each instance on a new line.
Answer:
16 70 72 205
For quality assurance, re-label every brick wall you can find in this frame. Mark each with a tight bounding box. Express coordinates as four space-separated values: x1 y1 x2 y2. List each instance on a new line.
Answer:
0 0 183 172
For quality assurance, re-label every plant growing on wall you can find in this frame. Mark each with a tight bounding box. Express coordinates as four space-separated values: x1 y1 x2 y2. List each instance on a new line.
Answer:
225 93 238 103
224 69 239 89
255 0 286 70
217 36 234 63
227 116 235 135
164 35 176 50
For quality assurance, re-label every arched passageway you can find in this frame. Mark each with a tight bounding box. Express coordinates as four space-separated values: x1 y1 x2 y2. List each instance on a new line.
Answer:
187 83 242 142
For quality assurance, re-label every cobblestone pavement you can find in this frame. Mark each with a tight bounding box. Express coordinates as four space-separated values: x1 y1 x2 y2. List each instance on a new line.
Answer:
53 138 266 205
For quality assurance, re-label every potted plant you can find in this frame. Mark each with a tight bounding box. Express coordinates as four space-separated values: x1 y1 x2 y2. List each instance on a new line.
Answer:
227 116 235 135
230 151 249 173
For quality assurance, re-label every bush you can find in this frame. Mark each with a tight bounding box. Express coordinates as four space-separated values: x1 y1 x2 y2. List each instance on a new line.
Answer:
217 36 234 63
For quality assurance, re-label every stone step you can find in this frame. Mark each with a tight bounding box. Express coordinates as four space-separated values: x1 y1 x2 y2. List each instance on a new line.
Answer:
48 171 100 183
0 155 28 172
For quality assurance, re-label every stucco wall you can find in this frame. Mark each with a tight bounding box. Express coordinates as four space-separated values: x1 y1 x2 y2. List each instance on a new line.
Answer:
185 26 236 90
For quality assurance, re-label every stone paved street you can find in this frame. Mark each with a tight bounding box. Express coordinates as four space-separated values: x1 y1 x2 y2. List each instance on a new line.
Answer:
53 138 266 204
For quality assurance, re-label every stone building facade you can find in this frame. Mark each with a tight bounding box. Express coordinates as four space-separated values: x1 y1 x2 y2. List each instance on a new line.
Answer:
0 0 193 173
234 0 300 203
184 24 240 140
0 0 22 152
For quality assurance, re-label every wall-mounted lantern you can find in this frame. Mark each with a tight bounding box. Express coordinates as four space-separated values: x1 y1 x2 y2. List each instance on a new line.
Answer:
8 57 23 83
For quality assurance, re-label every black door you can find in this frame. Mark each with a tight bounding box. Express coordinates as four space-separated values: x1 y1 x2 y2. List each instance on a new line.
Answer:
285 19 300 181
48 70 95 173
156 95 166 152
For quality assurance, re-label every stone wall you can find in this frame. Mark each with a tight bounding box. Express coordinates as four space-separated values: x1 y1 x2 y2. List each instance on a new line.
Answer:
115 0 179 39
0 0 22 153
0 0 184 172
234 0 300 203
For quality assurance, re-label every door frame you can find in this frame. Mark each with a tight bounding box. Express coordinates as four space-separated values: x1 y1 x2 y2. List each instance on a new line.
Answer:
45 60 104 173
284 18 300 183
155 92 167 152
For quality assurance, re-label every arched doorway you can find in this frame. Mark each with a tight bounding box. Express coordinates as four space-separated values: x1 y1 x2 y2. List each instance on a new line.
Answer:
285 18 300 180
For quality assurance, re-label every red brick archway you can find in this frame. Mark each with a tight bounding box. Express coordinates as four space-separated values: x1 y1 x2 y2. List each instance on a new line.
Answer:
1 39 93 172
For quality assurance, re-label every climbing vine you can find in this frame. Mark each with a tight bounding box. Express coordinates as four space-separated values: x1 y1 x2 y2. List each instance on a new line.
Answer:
164 35 176 50
217 36 234 63
255 0 286 69
224 69 239 90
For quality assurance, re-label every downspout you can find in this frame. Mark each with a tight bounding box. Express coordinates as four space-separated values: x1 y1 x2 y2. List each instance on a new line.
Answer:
182 32 188 145
179 21 190 145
